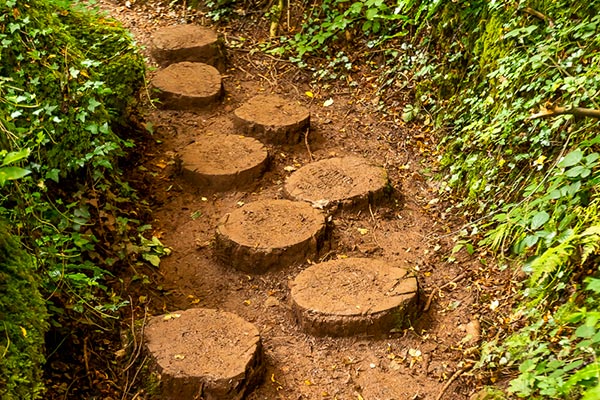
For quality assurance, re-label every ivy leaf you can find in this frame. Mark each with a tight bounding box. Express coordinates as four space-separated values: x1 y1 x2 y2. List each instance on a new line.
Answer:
87 98 101 112
558 149 583 168
2 148 30 166
142 253 161 267
0 166 31 184
575 324 595 338
45 168 60 183
565 165 585 178
531 211 550 230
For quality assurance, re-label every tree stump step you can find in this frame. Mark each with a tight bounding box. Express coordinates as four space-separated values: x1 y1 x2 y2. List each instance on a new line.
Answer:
232 95 310 145
181 134 269 192
150 24 225 69
144 308 264 400
284 156 390 211
289 257 419 336
152 62 223 110
214 199 327 273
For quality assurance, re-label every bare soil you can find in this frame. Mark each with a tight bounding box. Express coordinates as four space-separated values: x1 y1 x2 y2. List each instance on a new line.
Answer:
42 1 514 399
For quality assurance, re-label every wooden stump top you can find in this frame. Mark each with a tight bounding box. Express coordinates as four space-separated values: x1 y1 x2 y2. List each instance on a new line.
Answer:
290 258 419 336
181 134 269 192
232 95 310 144
284 156 390 210
152 62 223 110
151 25 224 68
145 308 264 399
215 199 327 273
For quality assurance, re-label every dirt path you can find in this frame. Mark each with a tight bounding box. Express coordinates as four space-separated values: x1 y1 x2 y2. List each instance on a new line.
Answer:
102 2 493 399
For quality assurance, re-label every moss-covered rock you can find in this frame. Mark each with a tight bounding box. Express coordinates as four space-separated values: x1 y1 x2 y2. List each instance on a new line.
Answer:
0 223 49 399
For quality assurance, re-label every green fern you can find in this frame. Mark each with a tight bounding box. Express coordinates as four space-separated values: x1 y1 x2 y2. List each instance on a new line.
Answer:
579 225 600 266
528 238 575 284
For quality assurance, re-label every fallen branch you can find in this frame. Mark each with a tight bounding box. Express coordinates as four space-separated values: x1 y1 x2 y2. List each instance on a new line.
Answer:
527 105 600 120
304 128 314 162
435 364 473 400
423 271 469 312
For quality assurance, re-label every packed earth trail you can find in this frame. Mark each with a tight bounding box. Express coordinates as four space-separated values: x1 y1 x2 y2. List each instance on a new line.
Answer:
99 2 501 399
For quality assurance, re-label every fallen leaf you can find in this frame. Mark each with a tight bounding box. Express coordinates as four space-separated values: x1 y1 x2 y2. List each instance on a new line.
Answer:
305 91 314 98
323 98 334 107
174 354 185 360
490 299 500 310
357 228 369 235
163 313 181 321
284 165 297 172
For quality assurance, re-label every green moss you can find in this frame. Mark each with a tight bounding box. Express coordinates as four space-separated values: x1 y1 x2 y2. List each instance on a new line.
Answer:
0 223 49 399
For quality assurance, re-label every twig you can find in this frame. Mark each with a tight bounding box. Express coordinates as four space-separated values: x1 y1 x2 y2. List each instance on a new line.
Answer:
83 336 92 387
527 105 600 120
423 271 469 312
435 364 472 400
269 0 284 37
521 7 554 27
304 129 314 162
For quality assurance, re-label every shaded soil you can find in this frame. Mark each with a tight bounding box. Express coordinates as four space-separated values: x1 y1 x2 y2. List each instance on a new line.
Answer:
42 1 515 399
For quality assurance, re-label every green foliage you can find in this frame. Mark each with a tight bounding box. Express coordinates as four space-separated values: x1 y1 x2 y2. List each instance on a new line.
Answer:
1 0 144 175
1 0 148 394
0 223 49 399
0 148 30 186
406 1 600 398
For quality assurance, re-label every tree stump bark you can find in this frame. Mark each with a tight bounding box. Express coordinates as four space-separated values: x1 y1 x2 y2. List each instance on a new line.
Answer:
144 308 264 400
151 62 223 110
290 258 419 336
214 199 327 273
232 95 310 144
180 134 269 192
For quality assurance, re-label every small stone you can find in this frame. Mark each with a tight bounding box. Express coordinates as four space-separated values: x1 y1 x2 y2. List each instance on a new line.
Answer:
264 296 280 308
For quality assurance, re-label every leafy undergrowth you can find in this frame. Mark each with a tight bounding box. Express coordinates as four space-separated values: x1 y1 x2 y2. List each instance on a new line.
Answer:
0 0 156 397
197 0 600 398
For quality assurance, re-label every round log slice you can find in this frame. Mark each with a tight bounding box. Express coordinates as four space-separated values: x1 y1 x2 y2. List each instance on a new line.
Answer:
283 156 390 210
150 25 225 69
232 95 310 145
144 308 264 400
289 257 419 336
215 199 326 273
152 62 223 110
181 134 269 192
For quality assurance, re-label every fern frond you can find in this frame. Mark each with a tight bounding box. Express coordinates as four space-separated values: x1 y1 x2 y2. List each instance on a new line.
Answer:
529 240 575 284
578 225 600 266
